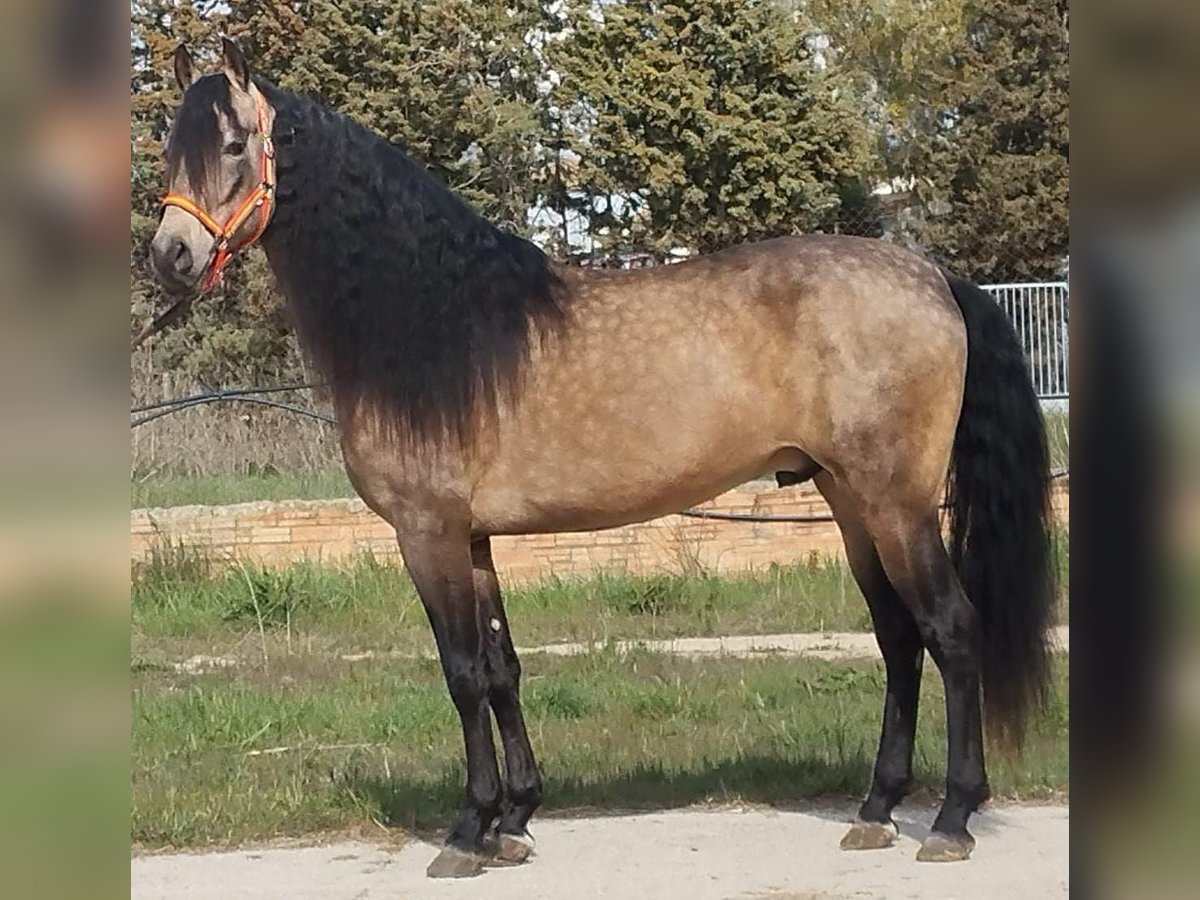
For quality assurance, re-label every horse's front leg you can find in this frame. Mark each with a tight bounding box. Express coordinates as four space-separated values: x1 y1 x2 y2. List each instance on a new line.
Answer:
472 537 541 863
396 515 500 879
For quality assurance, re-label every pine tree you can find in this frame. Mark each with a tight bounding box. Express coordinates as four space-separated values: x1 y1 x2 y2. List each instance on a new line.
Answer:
913 0 1069 281
549 0 875 261
805 0 967 184
131 0 223 322
221 0 548 232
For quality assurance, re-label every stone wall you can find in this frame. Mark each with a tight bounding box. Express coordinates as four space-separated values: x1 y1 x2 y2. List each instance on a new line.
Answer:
132 480 1069 584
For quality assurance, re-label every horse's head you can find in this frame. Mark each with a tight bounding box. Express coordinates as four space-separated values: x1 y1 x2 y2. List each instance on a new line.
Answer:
151 39 276 296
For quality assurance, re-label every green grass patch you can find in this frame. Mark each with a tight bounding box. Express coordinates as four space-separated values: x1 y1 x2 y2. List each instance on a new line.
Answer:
132 554 877 659
132 650 1068 848
132 538 1069 663
1044 409 1069 472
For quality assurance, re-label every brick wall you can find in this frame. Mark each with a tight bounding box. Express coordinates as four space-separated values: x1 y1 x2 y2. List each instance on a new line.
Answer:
132 480 1069 584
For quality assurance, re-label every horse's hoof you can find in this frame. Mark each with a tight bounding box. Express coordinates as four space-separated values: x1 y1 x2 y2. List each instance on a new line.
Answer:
839 819 898 851
426 845 487 878
915 831 975 862
486 831 535 866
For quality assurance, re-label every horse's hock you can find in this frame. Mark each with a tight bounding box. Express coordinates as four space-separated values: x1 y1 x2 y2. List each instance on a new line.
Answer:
131 480 1069 583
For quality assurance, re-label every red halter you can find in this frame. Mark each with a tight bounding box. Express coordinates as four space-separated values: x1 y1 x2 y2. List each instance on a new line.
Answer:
161 91 276 293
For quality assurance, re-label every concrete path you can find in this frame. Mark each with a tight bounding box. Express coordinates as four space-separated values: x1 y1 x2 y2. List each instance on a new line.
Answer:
517 625 1070 661
176 626 1071 673
132 802 1068 900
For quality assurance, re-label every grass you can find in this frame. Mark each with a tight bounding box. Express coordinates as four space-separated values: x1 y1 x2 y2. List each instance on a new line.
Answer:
132 552 876 662
132 649 1069 849
131 495 1070 850
132 534 1069 664
1044 409 1069 472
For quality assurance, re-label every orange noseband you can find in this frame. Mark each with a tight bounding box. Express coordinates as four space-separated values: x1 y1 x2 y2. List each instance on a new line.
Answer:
161 90 276 293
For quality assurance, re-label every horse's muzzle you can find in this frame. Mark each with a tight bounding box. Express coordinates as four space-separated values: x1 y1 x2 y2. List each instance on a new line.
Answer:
150 230 203 295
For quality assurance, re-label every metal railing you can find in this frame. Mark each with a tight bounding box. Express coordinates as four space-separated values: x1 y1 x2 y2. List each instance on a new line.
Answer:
982 281 1069 400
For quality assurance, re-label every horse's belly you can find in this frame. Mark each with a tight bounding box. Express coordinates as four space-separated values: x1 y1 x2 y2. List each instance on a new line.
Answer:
468 292 813 535
470 437 790 536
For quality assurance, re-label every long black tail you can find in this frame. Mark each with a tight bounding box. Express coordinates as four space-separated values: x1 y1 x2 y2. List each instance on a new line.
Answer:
942 270 1055 750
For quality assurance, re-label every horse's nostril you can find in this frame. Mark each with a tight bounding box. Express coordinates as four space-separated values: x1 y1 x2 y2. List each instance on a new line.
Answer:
172 240 192 274
151 233 196 288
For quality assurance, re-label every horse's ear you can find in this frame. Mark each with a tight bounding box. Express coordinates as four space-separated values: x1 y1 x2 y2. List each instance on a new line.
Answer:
173 44 196 93
220 37 251 93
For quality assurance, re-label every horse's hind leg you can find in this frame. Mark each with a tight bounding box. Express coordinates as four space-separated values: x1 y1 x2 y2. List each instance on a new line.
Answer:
867 507 988 862
472 538 541 865
818 474 923 851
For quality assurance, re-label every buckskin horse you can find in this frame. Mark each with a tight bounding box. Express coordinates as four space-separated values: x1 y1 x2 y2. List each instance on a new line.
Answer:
149 41 1053 877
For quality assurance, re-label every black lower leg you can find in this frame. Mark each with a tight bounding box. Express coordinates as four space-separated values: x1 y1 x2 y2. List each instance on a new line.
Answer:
858 589 923 825
921 551 987 840
830 506 924 827
876 518 988 846
399 526 502 853
928 650 987 840
473 539 542 837
445 689 503 850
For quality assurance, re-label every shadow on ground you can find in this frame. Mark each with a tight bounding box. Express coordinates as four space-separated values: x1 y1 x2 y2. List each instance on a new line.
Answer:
342 751 911 841
341 753 1029 850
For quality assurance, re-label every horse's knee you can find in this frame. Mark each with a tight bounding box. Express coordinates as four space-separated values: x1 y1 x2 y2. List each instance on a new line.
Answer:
486 645 522 699
444 661 489 712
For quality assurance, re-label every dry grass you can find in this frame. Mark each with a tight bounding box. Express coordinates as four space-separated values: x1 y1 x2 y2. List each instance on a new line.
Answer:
131 356 341 480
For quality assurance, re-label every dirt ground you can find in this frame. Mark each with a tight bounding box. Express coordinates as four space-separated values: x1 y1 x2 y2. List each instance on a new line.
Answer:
132 801 1068 899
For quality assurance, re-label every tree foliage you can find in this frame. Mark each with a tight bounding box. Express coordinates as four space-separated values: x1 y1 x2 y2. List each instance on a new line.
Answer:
911 0 1069 281
130 0 1069 385
549 0 876 260
805 0 966 181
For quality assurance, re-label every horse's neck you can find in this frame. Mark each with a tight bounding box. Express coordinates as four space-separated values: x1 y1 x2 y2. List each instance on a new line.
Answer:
258 106 368 306
261 103 466 290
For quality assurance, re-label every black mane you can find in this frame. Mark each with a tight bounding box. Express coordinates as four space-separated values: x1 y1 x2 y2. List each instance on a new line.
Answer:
180 76 566 444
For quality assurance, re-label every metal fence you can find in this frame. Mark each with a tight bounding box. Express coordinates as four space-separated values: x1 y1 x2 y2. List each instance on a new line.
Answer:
982 282 1069 399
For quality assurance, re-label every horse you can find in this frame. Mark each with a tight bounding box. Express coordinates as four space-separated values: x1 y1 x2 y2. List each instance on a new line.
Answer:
149 40 1054 877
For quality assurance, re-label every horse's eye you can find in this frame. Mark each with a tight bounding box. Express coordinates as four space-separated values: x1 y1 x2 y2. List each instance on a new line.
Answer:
224 140 246 157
